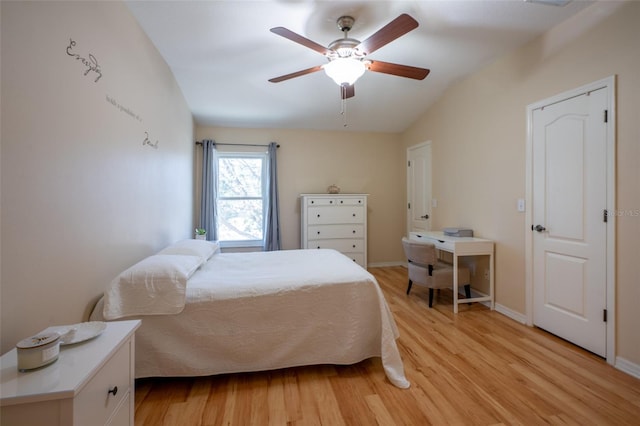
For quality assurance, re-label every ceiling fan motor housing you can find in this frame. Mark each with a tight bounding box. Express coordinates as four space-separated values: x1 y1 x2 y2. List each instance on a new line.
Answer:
327 16 364 60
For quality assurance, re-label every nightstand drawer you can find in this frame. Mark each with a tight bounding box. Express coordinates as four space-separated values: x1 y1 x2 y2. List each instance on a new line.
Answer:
74 339 131 425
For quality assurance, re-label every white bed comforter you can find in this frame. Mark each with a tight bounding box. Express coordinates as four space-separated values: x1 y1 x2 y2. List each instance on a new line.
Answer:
92 249 409 388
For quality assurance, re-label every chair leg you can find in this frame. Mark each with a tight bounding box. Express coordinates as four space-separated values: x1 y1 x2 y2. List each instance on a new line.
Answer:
428 288 434 307
406 279 413 295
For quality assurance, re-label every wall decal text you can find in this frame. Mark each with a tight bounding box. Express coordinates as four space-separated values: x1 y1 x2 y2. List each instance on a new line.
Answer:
66 38 102 82
106 95 142 122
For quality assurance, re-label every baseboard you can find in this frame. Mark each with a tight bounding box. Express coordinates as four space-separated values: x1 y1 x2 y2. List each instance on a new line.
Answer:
494 303 527 324
615 357 640 379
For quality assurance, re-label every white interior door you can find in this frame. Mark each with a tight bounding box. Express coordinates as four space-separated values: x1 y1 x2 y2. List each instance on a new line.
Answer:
531 88 608 357
407 142 432 235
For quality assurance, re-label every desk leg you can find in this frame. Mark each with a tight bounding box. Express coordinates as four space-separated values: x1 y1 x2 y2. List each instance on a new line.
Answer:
453 254 459 314
489 252 495 310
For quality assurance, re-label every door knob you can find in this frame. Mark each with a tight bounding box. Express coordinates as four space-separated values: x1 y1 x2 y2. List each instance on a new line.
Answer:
533 224 546 232
421 214 429 219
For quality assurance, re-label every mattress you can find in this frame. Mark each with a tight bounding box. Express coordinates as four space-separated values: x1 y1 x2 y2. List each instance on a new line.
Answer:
91 248 409 388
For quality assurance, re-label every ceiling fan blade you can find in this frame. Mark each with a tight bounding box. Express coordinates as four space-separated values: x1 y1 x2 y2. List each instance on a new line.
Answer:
356 14 419 55
270 27 330 55
269 65 323 83
367 60 430 80
341 84 355 99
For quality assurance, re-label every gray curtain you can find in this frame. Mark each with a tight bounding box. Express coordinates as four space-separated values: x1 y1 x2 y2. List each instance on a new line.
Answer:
199 140 218 241
263 142 281 251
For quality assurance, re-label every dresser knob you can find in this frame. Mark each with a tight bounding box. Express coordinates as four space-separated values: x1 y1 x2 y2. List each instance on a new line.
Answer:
352 214 356 217
317 231 320 235
352 230 356 233
108 386 118 396
353 245 356 248
317 246 320 249
317 214 320 218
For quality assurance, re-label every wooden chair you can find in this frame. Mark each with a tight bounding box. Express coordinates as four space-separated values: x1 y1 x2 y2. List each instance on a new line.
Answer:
401 237 471 308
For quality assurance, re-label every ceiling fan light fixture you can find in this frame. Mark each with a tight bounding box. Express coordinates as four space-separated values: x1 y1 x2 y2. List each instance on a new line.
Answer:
322 58 366 86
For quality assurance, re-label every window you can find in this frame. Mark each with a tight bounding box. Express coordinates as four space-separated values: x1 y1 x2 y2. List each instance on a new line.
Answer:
216 152 267 247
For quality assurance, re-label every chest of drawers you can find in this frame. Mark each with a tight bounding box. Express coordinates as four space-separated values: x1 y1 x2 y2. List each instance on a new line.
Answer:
0 320 140 426
300 194 368 268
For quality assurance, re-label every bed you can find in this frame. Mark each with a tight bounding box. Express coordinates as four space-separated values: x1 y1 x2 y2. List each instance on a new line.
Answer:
90 240 409 389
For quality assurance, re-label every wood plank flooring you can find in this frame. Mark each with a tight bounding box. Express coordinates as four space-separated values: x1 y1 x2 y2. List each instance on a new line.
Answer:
134 266 640 425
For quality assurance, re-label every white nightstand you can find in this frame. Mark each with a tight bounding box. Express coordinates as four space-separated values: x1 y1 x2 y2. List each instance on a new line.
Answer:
1 320 140 426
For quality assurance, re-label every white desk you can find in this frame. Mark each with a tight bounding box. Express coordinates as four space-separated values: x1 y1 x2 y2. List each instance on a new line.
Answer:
410 231 494 313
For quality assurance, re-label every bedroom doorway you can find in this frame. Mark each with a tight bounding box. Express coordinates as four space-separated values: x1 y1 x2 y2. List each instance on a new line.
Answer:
526 76 615 361
407 142 432 236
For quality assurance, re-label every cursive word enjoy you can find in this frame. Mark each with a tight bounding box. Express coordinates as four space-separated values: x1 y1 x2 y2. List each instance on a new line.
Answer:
66 38 102 82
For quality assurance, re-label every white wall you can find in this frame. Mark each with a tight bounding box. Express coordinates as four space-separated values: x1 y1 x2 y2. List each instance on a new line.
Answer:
1 1 194 353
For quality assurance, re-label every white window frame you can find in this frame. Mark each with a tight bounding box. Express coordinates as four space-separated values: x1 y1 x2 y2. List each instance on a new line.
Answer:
216 151 268 248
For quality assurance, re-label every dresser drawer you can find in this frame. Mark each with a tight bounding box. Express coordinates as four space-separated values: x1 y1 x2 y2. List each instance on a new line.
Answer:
74 339 131 425
306 238 364 253
306 197 366 206
307 206 364 224
344 252 365 266
306 197 337 206
308 224 364 239
334 197 365 206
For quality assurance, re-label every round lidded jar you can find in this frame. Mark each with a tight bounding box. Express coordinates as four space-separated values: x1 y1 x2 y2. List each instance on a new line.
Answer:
16 332 61 371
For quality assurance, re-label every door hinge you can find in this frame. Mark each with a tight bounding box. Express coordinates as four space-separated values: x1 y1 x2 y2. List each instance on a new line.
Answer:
408 202 411 209
603 309 607 322
604 109 608 123
408 160 411 167
603 209 608 223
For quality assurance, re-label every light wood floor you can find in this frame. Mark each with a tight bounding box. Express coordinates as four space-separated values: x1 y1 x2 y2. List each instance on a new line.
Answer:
134 266 640 425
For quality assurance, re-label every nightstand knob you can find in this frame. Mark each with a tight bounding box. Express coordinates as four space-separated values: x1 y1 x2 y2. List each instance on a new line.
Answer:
108 386 118 396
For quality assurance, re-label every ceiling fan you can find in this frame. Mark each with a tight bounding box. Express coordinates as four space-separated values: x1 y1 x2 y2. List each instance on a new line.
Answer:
268 14 430 99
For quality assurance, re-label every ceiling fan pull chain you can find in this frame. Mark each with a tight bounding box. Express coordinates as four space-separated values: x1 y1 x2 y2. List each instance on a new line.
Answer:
341 85 348 127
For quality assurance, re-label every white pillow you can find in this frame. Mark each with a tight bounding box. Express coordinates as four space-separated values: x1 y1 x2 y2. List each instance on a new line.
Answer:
158 239 220 261
103 254 203 320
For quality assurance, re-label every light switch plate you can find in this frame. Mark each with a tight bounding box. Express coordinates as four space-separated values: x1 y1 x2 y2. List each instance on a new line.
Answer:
517 198 525 212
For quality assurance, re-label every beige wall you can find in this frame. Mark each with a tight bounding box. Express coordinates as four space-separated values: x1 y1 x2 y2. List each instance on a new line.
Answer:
401 2 639 366
195 127 405 265
0 1 194 353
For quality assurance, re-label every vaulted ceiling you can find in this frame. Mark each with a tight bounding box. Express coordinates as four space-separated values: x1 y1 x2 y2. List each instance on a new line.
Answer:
126 0 595 132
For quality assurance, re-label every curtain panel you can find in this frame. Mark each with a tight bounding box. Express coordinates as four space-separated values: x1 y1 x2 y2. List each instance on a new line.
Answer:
263 142 281 251
199 139 218 241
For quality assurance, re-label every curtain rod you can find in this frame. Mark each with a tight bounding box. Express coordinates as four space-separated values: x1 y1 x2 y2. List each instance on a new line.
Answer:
195 141 280 148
